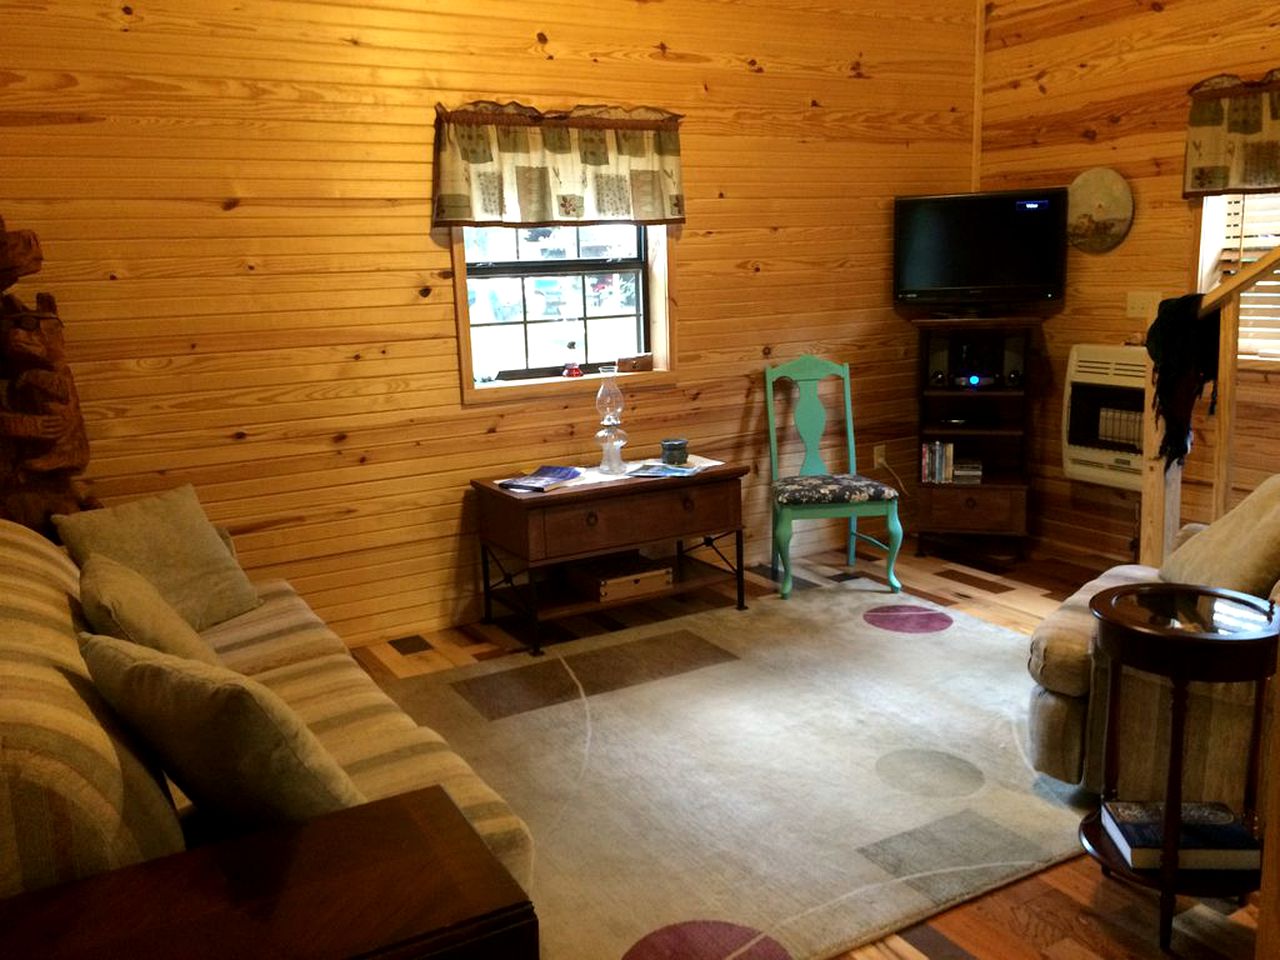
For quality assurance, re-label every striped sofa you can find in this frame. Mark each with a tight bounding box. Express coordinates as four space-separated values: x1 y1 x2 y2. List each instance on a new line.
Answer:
0 517 533 900
1026 525 1266 805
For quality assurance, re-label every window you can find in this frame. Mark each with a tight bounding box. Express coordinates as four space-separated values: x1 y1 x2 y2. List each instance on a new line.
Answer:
1198 193 1280 360
455 223 669 389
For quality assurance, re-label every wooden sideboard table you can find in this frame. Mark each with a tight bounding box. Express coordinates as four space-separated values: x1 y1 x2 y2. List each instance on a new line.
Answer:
0 786 538 959
1083 582 1277 950
472 463 748 654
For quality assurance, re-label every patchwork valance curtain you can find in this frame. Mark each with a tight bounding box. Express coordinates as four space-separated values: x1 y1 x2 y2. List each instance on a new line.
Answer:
432 101 686 228
1184 68 1280 197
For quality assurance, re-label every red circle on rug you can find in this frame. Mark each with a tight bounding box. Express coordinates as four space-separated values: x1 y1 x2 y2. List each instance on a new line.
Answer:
622 920 792 960
862 603 953 633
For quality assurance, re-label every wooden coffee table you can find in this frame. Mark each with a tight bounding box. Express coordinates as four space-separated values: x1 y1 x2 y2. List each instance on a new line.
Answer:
0 786 537 959
471 463 748 654
1083 582 1278 949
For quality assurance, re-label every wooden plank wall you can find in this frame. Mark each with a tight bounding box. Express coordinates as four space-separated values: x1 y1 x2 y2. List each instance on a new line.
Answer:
980 0 1280 562
1 0 978 645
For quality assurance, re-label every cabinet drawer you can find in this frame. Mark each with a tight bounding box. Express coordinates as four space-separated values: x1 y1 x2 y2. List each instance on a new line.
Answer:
919 486 1026 534
536 480 741 561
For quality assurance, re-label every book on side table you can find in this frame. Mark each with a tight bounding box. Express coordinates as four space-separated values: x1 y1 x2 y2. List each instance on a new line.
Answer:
497 465 581 492
1101 800 1262 870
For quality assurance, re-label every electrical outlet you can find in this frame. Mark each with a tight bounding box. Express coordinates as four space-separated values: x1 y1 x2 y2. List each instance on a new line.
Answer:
873 444 887 468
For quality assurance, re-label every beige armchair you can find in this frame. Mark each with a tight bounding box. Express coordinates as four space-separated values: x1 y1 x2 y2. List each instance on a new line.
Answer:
1027 522 1270 805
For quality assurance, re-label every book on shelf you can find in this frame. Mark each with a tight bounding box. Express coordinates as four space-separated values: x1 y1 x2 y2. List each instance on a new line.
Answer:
497 465 582 492
1100 800 1262 870
920 442 975 484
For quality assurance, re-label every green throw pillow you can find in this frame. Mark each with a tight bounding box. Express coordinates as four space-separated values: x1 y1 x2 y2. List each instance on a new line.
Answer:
1161 473 1280 597
79 554 220 666
81 634 365 827
54 485 260 631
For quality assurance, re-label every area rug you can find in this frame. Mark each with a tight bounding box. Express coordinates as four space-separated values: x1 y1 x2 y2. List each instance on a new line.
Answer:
371 581 1086 960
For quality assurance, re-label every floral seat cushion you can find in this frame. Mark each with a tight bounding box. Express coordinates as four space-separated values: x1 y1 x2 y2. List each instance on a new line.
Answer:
774 474 899 506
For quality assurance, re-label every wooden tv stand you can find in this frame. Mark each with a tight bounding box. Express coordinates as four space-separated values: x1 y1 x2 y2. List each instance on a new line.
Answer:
0 787 537 959
472 463 748 654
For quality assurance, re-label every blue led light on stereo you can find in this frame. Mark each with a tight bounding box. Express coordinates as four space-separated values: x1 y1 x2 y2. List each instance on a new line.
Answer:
968 375 980 386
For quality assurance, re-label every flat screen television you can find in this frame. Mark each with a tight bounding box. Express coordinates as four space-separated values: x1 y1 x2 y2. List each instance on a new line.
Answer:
893 187 1068 316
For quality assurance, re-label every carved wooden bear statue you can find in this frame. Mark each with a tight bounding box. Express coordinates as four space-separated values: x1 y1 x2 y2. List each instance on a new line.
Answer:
0 215 97 533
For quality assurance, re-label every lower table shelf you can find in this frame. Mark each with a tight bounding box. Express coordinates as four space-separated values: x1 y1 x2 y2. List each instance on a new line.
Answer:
490 555 735 624
1078 809 1261 899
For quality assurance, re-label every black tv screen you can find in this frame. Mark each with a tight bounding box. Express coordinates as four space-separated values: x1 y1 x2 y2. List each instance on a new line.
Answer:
893 188 1068 316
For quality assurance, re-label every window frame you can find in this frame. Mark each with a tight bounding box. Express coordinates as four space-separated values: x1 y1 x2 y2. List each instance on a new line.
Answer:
451 225 675 405
1197 192 1280 367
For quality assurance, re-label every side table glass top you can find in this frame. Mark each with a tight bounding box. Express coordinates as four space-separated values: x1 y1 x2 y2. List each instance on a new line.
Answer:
1090 582 1279 681
1099 583 1274 638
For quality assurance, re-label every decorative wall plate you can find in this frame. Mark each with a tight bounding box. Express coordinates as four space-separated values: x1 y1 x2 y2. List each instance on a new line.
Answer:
1068 167 1134 253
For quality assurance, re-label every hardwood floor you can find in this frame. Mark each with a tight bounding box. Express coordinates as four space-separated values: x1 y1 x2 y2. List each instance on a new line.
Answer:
355 537 1259 960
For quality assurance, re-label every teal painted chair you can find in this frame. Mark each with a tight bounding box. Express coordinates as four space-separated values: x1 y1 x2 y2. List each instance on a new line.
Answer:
765 355 903 597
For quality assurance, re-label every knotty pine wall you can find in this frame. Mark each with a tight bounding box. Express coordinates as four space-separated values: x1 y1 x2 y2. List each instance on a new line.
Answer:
980 0 1280 561
2 1 979 645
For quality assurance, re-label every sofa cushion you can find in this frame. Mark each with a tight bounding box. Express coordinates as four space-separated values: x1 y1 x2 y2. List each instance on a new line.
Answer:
80 555 219 666
1027 563 1157 697
1161 473 1280 597
253 652 534 888
200 580 349 676
53 485 260 631
0 520 185 899
81 634 365 828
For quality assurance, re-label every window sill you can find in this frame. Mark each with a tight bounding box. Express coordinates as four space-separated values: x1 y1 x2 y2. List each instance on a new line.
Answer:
1238 356 1280 375
461 368 677 406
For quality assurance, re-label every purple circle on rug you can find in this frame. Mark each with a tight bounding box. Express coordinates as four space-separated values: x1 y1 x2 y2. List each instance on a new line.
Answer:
862 603 953 633
622 920 792 960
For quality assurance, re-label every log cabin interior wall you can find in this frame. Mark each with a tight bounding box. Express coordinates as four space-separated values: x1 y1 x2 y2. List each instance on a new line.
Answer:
980 0 1280 560
1 1 978 644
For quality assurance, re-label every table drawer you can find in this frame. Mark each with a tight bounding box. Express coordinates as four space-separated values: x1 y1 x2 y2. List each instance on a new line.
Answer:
919 485 1026 534
537 480 741 561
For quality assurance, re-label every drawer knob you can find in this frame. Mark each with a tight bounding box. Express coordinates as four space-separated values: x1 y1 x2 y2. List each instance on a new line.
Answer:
585 511 599 527
682 496 695 511
964 496 977 509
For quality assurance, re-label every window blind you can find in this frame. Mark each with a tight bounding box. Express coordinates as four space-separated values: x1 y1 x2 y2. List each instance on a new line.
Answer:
1207 193 1280 359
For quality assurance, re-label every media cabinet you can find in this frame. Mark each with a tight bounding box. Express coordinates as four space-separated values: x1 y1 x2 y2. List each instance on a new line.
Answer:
915 318 1038 553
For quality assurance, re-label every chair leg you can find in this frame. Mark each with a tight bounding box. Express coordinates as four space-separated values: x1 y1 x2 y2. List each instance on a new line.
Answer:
770 506 779 582
884 502 903 593
847 516 857 567
774 510 795 598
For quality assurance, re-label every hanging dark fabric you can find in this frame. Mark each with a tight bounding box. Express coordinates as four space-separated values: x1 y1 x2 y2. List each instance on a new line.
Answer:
1145 293 1220 468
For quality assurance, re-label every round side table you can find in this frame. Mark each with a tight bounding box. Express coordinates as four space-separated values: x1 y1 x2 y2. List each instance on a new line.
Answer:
1083 582 1277 950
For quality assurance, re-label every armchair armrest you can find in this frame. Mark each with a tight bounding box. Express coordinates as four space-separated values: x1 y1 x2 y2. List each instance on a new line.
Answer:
0 786 537 959
1172 522 1209 552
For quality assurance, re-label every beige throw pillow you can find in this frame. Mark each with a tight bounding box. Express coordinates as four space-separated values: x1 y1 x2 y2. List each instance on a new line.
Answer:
81 634 365 826
79 554 220 666
1161 473 1280 597
54 485 260 631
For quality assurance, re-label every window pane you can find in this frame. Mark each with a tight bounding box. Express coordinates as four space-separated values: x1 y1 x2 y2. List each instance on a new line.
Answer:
524 275 583 320
579 224 638 260
517 226 577 262
463 227 517 264
586 271 640 318
470 325 527 382
528 319 586 368
468 276 524 325
587 316 642 364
